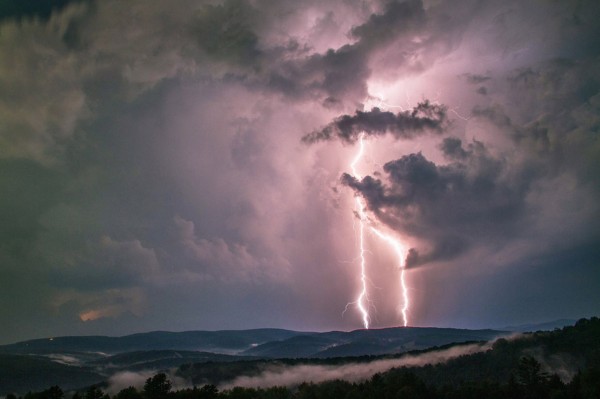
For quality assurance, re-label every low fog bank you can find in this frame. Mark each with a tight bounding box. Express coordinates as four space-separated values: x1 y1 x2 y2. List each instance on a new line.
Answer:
107 370 189 395
219 341 496 390
105 332 587 393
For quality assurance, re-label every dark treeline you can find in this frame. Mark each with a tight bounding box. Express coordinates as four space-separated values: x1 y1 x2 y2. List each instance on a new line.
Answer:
9 361 600 399
6 318 600 399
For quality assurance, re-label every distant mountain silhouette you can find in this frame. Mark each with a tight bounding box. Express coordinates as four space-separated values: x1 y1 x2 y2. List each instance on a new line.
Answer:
179 317 600 397
1 319 598 396
241 327 504 358
0 353 102 394
0 326 507 394
89 350 256 372
498 318 576 332
0 328 302 355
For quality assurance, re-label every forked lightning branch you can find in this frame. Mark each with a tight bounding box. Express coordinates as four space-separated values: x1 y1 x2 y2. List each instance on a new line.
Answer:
347 133 410 328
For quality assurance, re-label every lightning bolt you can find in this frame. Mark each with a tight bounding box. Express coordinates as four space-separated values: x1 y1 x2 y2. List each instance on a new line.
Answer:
350 133 370 329
370 227 409 327
348 133 410 328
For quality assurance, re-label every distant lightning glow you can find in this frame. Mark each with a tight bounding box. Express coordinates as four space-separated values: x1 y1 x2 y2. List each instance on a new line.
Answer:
348 133 410 328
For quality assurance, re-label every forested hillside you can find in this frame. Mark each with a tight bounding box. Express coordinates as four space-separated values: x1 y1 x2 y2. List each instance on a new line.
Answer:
5 317 599 399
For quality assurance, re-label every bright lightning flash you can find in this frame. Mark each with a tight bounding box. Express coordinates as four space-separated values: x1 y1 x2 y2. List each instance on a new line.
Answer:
350 134 371 329
348 133 410 328
371 228 409 327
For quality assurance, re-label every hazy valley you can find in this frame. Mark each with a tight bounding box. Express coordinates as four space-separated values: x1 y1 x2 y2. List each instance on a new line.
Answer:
0 319 585 395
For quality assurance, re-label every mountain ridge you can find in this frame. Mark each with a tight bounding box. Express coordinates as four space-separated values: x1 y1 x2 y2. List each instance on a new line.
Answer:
0 326 505 357
0 325 508 394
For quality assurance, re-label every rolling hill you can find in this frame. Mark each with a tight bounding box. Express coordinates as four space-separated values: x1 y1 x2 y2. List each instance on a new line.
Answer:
0 328 302 356
2 319 599 396
241 327 503 358
0 326 506 394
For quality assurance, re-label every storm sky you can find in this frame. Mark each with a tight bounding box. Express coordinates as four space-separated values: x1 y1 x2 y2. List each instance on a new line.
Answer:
1 0 599 344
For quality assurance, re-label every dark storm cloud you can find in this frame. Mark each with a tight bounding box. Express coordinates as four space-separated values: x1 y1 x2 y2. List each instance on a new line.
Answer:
193 0 261 66
302 101 447 143
0 0 87 22
471 105 512 128
0 159 65 244
337 38 600 270
241 0 428 103
462 73 491 85
342 138 539 266
350 0 425 45
48 236 160 291
439 137 468 160
472 57 600 184
302 0 426 100
462 74 491 96
1 0 600 342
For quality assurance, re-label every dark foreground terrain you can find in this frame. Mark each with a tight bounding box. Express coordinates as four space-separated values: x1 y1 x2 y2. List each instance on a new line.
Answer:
0 326 505 393
3 318 600 399
2 317 599 399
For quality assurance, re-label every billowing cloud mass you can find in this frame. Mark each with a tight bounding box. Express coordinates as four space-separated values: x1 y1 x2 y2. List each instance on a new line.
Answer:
0 0 599 344
341 138 533 266
302 101 447 143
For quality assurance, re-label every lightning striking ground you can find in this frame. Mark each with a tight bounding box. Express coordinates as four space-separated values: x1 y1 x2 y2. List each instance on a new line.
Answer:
371 228 409 327
350 133 371 329
348 134 410 328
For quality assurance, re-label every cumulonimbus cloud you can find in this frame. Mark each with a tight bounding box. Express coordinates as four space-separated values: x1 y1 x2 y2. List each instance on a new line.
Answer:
340 138 536 267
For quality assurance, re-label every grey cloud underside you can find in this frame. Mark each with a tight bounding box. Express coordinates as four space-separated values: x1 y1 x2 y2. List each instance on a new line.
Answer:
193 0 261 66
328 0 600 268
336 57 600 267
302 101 448 144
339 58 600 269
341 138 537 266
189 0 428 103
471 58 600 184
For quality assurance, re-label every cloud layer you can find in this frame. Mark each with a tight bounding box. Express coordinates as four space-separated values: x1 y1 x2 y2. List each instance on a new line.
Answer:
0 0 599 343
302 101 447 143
